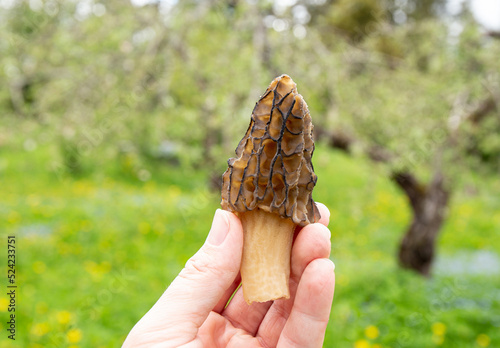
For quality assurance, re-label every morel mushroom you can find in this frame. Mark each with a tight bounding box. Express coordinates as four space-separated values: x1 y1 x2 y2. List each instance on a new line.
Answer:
221 74 320 304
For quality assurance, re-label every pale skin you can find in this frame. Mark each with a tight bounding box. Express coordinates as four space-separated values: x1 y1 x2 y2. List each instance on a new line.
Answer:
123 203 335 348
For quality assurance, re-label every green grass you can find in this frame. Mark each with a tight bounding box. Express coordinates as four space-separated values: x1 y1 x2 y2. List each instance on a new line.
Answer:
0 144 498 348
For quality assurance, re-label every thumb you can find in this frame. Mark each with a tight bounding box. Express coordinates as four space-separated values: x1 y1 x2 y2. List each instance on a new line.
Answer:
139 209 243 336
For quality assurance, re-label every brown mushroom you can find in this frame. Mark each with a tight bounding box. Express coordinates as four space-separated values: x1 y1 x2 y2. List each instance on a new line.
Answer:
221 74 320 304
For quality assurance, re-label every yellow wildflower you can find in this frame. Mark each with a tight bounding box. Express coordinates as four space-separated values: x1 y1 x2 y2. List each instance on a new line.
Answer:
56 310 72 325
84 261 110 280
365 325 380 339
0 298 8 312
432 322 446 336
31 322 50 336
67 328 82 344
354 339 371 348
477 334 491 347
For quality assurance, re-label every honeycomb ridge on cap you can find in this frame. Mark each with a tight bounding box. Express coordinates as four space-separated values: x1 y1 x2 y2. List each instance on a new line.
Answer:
221 74 320 226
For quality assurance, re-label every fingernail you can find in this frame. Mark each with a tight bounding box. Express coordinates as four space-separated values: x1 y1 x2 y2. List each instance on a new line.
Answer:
330 259 336 271
207 209 230 246
315 202 330 220
318 223 331 239
316 202 328 211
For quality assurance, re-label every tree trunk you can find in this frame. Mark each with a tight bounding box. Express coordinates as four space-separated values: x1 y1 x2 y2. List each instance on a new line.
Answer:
392 171 450 276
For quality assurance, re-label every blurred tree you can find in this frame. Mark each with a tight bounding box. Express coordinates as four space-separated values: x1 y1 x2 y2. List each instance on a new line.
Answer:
322 0 387 42
0 0 498 275
388 0 448 21
299 1 500 275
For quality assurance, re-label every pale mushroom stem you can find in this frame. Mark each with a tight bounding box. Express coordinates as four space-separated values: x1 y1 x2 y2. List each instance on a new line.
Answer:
239 208 296 304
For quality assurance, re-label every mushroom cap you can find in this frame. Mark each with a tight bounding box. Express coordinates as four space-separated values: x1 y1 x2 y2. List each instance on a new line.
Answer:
221 75 320 226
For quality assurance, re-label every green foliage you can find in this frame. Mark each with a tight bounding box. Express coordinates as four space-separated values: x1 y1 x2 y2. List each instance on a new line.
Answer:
1 145 498 347
1 0 499 178
324 0 387 42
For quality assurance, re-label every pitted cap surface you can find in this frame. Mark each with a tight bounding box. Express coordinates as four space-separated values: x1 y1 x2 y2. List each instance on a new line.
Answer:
221 75 320 226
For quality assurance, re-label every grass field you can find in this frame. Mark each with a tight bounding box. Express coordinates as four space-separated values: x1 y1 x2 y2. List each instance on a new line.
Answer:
0 141 499 348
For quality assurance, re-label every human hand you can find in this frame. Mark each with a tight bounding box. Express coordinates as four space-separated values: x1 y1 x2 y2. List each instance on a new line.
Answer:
123 203 335 348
